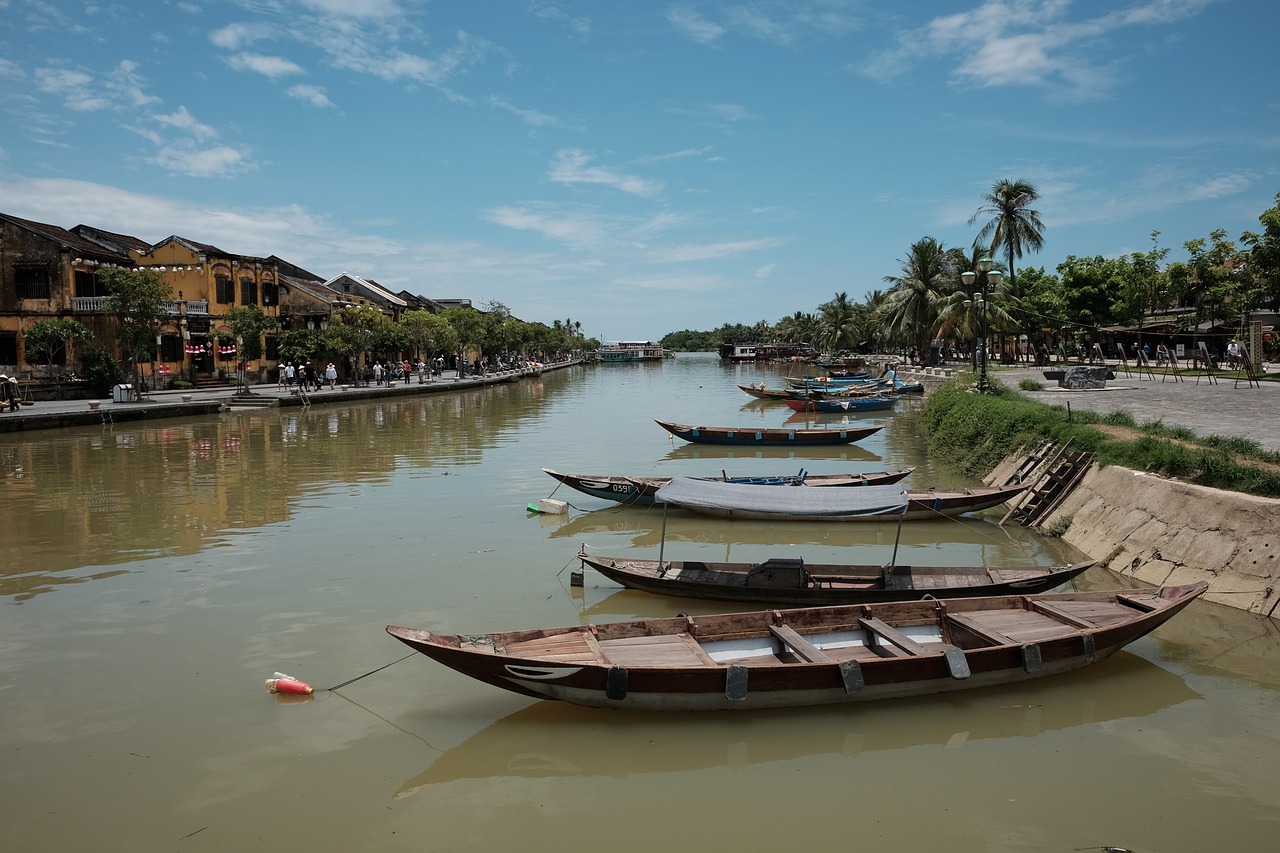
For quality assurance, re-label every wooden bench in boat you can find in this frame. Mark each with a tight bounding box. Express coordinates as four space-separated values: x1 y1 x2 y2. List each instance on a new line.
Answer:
768 624 833 662
947 612 1017 647
859 617 928 656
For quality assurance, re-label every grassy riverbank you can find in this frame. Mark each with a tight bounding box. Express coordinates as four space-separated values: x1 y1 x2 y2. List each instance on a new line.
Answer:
919 379 1280 499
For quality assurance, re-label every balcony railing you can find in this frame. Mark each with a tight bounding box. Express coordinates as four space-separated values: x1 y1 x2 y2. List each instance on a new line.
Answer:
73 296 109 312
73 298 210 315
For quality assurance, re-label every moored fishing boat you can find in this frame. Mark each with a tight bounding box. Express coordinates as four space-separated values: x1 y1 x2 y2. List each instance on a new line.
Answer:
387 582 1208 711
784 396 896 413
655 419 881 446
577 551 1095 606
542 467 915 506
652 476 1024 521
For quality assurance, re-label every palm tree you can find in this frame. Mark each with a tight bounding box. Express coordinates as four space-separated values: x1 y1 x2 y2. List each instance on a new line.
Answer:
775 311 819 346
969 179 1045 346
816 292 858 354
879 237 952 362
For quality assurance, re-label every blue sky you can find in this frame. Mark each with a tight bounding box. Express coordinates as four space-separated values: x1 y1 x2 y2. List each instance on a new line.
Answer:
1 0 1275 341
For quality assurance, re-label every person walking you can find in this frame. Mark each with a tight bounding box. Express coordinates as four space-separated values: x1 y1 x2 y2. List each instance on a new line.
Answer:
325 362 337 389
0 374 13 412
373 362 383 386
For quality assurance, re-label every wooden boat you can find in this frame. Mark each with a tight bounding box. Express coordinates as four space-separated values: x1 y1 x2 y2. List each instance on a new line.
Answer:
386 582 1207 710
653 476 1024 521
576 552 1095 606
542 467 915 506
784 396 896 413
736 383 796 400
655 419 881 446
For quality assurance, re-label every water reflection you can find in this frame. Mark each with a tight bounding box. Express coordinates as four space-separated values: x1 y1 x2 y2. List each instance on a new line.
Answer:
0 374 576 602
544 505 1065 555
393 651 1199 797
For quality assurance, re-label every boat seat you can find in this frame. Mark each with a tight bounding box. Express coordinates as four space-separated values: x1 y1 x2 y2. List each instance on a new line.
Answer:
947 613 1016 647
859 617 927 656
768 624 832 663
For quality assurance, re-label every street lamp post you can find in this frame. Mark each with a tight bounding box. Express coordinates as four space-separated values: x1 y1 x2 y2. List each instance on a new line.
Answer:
961 257 1003 393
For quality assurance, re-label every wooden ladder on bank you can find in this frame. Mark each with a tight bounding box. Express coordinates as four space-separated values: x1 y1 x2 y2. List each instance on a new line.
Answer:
999 438 1096 528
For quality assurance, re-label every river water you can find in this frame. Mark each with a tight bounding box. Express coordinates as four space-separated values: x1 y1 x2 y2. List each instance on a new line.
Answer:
2 353 1277 852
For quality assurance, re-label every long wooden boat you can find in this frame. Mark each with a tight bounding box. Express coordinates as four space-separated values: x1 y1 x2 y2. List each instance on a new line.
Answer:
577 552 1095 606
387 582 1207 711
784 396 896 413
543 467 915 506
736 384 797 400
655 419 881 446
652 476 1024 521
738 382 891 402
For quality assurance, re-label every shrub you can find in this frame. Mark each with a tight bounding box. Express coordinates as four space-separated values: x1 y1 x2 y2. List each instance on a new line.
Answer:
80 347 122 397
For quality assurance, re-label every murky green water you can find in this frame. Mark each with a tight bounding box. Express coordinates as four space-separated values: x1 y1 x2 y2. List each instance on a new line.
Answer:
2 354 1276 852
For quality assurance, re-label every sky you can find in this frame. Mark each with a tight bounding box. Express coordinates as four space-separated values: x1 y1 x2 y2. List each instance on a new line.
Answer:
1 1 1276 342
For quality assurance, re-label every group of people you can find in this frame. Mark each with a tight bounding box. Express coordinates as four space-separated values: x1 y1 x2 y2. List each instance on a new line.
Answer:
0 374 21 411
277 361 339 391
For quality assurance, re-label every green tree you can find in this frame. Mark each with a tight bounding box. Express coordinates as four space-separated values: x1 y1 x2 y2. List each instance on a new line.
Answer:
774 311 819 345
879 237 953 358
970 179 1045 335
24 317 92 371
100 266 172 391
1113 232 1170 347
816 292 858 353
278 329 325 365
442 306 485 362
227 304 279 362
1239 191 1280 315
1167 229 1241 350
399 310 457 361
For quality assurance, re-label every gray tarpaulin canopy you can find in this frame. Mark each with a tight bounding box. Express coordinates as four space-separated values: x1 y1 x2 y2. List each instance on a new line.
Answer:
653 476 909 520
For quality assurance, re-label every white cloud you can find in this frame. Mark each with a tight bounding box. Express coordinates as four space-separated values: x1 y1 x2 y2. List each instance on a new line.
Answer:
153 106 218 141
209 23 269 50
488 96 560 128
649 237 784 264
150 143 254 178
863 0 1212 100
34 67 110 111
664 5 725 44
548 149 663 197
286 84 334 108
485 204 611 249
226 53 306 78
296 0 406 19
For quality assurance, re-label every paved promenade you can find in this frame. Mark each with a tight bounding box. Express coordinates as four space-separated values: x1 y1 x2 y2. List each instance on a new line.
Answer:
0 362 576 434
988 362 1280 452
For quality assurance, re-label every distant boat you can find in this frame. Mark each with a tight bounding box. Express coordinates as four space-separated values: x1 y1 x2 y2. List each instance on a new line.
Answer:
542 467 915 506
577 551 1095 606
386 582 1208 710
597 341 666 363
783 396 896 413
652 476 1025 522
655 419 881 447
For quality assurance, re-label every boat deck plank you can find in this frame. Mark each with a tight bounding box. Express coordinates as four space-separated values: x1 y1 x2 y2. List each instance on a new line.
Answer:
598 634 712 667
504 631 601 664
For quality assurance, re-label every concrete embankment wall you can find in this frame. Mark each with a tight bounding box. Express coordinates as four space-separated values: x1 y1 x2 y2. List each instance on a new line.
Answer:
1046 465 1280 619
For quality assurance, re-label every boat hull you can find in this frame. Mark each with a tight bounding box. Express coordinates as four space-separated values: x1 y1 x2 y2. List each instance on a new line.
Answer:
388 583 1207 711
578 554 1094 606
655 419 881 446
542 468 916 507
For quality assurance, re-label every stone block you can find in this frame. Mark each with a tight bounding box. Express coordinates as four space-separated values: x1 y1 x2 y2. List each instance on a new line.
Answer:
1059 365 1109 389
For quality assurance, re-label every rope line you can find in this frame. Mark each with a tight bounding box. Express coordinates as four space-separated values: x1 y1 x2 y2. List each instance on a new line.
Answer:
325 651 417 692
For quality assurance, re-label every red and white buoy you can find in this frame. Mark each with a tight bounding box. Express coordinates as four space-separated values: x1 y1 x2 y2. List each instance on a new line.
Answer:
265 671 314 696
